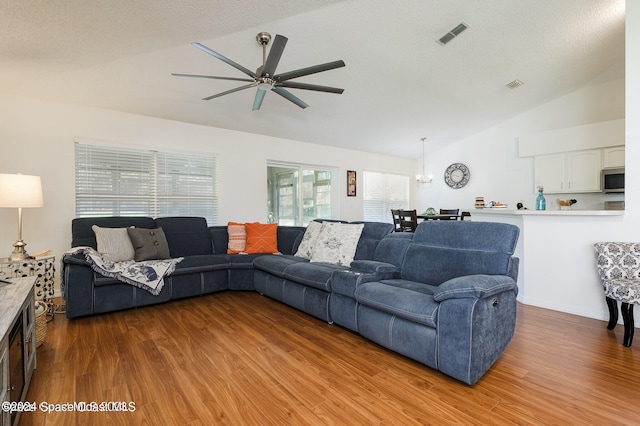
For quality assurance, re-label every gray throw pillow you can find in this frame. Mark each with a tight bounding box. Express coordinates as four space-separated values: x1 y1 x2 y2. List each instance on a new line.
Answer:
127 227 171 261
92 225 135 263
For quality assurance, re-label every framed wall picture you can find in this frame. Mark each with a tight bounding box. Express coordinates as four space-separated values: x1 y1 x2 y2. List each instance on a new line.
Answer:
347 170 356 196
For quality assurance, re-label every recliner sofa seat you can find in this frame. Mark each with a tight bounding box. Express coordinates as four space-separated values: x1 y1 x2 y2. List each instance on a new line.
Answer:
62 216 519 384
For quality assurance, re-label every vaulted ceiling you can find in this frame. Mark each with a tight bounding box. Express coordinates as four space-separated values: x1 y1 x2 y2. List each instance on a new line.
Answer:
0 0 625 158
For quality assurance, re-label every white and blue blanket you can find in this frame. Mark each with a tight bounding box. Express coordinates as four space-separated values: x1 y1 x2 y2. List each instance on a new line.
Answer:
63 247 183 296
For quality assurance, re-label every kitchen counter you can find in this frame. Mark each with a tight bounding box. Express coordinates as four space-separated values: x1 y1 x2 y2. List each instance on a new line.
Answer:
471 208 624 216
470 206 631 327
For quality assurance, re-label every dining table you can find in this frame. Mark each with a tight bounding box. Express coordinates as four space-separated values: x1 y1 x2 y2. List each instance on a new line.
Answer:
417 214 462 221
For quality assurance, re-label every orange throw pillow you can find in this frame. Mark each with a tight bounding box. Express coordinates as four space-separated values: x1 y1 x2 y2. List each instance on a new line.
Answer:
227 222 246 254
244 222 278 254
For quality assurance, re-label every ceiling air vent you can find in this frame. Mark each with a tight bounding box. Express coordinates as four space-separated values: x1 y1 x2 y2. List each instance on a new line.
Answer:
505 79 525 89
437 22 470 46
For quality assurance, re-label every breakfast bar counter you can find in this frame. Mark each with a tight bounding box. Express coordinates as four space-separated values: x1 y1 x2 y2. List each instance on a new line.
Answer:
471 208 624 217
469 207 628 326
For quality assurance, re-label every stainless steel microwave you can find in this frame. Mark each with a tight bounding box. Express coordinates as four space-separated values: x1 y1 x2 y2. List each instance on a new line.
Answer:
601 167 625 193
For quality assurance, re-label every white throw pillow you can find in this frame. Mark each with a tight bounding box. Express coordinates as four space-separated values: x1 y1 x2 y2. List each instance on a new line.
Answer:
294 220 325 259
310 222 364 266
92 225 135 263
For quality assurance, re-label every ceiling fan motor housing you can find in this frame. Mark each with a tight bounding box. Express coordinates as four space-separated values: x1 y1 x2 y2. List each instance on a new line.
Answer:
256 32 272 46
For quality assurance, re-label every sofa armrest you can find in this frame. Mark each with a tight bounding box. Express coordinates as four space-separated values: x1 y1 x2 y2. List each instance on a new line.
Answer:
433 275 517 301
350 260 399 274
62 251 91 266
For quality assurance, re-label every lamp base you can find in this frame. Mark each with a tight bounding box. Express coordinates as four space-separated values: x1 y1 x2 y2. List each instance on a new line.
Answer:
8 240 30 261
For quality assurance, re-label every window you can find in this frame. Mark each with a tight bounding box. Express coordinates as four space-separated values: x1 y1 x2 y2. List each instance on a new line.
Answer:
362 171 410 223
267 163 335 226
75 142 218 224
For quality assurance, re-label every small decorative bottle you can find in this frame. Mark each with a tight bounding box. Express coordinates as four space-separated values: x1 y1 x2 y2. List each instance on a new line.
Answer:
535 186 546 211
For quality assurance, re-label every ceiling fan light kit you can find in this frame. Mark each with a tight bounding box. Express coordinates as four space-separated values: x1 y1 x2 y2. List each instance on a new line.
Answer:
173 32 345 111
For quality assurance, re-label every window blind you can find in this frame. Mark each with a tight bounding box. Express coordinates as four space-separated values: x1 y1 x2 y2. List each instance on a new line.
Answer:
362 171 409 223
75 142 218 224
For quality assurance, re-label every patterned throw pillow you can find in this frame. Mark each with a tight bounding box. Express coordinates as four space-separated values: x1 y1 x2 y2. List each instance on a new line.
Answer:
127 227 171 261
227 222 247 254
310 222 364 266
294 221 325 259
244 222 278 254
92 225 135 263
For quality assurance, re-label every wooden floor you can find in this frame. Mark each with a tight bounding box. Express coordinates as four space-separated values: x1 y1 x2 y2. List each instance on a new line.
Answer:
20 292 640 425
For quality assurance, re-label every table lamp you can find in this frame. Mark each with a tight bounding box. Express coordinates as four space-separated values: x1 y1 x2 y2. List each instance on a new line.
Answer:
0 173 44 261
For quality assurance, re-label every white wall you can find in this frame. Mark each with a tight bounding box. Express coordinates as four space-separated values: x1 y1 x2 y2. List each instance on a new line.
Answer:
412 2 638 325
1 5 637 323
0 94 413 280
415 77 625 214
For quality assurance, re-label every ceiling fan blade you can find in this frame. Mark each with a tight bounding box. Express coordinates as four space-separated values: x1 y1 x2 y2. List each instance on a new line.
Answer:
252 88 268 111
278 81 344 94
202 83 257 101
272 87 309 109
172 73 254 83
191 42 258 79
274 60 345 82
262 34 287 77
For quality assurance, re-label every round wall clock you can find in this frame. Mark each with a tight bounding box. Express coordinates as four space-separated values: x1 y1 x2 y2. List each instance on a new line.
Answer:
444 163 470 189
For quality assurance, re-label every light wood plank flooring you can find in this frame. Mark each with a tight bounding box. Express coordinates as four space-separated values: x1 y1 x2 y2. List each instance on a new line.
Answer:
21 292 640 425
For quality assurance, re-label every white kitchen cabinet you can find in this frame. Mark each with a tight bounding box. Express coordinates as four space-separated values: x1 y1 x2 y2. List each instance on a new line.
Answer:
566 150 602 192
535 149 602 193
534 153 565 193
602 146 625 168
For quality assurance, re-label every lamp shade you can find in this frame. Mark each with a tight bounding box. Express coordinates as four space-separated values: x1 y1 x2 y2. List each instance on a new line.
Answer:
0 173 44 208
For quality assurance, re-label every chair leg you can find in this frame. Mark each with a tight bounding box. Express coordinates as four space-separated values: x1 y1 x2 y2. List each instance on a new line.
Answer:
606 297 619 330
621 302 634 347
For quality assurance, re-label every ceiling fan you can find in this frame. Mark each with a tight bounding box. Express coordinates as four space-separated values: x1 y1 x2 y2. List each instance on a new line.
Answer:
172 32 345 111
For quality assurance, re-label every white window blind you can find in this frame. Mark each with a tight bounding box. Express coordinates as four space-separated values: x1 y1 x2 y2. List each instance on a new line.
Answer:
75 142 218 224
362 171 409 223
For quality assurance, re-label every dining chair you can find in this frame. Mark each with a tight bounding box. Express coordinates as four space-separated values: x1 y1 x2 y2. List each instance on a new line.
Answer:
439 208 460 220
399 209 418 232
390 209 402 232
594 242 640 347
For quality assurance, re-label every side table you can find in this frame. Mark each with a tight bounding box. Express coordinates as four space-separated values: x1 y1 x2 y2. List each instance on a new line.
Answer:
0 255 56 321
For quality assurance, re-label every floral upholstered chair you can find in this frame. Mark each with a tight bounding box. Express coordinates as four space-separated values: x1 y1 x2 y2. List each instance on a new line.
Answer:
594 242 640 347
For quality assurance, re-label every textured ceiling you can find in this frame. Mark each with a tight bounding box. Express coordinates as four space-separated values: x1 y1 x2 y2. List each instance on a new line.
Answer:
0 0 626 158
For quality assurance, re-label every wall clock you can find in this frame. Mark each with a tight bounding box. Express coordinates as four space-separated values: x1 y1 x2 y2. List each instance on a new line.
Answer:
444 163 470 189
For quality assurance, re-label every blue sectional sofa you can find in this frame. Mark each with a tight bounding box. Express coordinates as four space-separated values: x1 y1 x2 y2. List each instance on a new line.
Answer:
62 216 520 384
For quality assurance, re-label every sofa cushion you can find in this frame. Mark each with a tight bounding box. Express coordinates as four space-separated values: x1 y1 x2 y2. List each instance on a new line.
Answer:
244 222 278 254
372 232 413 266
253 254 308 278
276 226 306 255
402 221 519 285
331 269 370 298
155 217 213 257
92 225 135 262
355 280 440 328
227 253 265 269
170 254 230 276
403 246 514 286
310 222 364 266
412 221 518 254
72 217 156 249
350 221 395 260
127 227 171 261
283 261 347 292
